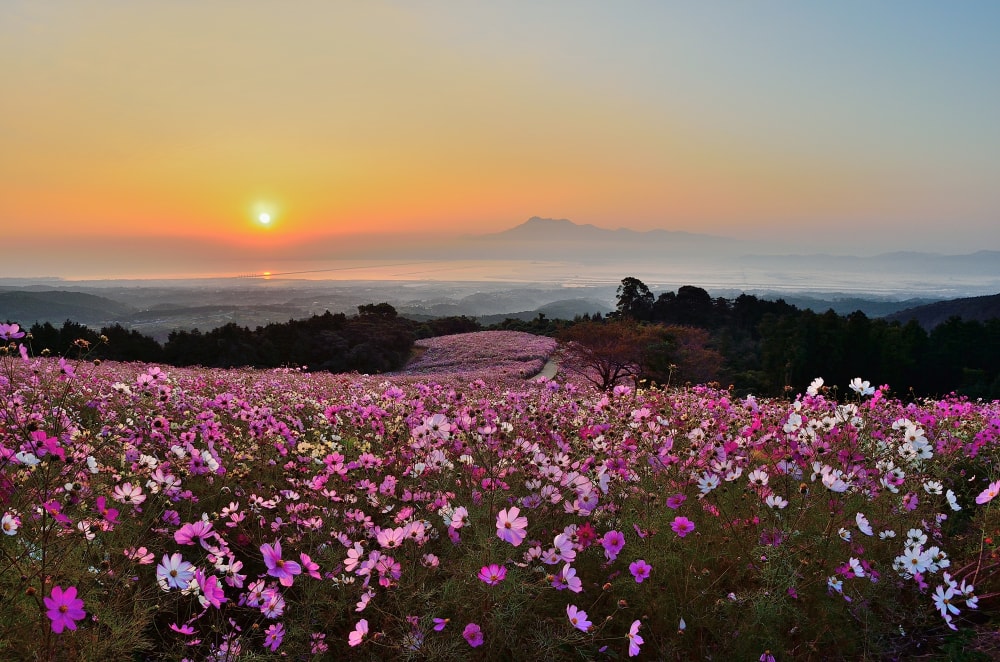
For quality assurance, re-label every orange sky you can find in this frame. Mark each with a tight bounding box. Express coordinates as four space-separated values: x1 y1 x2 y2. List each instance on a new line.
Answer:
2 2 999 275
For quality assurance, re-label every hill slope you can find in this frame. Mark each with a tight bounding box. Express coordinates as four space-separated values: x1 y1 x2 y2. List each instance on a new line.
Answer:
884 292 1000 329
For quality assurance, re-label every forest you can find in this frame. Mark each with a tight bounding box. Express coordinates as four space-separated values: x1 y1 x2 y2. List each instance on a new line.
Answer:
13 277 1000 399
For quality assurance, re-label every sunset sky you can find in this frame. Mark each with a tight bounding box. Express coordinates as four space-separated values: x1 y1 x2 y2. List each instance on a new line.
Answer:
3 2 1000 278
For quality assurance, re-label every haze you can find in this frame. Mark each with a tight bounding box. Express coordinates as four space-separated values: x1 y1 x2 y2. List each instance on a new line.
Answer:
3 2 1000 281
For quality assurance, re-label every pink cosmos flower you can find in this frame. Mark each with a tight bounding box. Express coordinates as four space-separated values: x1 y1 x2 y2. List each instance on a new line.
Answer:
44 585 86 633
629 559 652 583
264 623 285 651
666 493 687 509
94 497 118 524
496 507 528 547
0 323 25 340
552 563 583 592
288 553 315 580
260 587 286 618
122 547 153 565
169 622 195 636
671 516 696 538
261 540 302 587
601 530 625 560
627 619 644 657
976 480 1000 505
348 619 368 647
463 623 484 647
174 520 213 547
111 482 146 507
566 604 592 632
477 563 507 585
195 569 227 609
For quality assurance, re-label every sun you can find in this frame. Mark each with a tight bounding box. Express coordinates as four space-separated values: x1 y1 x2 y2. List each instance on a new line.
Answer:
258 212 271 225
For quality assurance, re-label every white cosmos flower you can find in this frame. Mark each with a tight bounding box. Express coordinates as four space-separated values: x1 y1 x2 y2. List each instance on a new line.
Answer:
923 480 943 495
848 557 865 577
856 512 874 536
765 494 788 509
849 378 875 396
806 377 825 396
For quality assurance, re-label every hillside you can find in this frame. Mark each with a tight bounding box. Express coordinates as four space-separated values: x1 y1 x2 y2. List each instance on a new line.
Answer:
884 292 1000 329
0 290 136 326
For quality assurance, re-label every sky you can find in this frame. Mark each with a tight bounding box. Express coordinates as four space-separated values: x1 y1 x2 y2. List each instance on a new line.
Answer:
2 2 1000 278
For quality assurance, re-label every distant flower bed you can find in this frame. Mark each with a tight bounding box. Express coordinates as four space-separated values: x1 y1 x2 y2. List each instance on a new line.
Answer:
1 321 1000 660
396 330 557 379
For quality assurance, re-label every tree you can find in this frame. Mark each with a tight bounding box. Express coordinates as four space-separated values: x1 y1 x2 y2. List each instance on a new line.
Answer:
557 320 655 391
614 277 654 321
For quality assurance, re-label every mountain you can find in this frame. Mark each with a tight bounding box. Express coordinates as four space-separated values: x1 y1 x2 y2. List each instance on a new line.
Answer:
466 217 741 261
883 293 1000 330
0 290 137 326
482 216 736 243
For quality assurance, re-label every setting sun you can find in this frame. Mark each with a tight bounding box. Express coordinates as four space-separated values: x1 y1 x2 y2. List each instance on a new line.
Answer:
258 213 271 225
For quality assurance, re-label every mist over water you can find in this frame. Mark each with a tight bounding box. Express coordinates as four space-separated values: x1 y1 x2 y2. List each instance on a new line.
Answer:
22 257 997 301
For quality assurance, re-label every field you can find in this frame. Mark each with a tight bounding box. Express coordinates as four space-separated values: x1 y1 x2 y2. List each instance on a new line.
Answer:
2 326 1000 660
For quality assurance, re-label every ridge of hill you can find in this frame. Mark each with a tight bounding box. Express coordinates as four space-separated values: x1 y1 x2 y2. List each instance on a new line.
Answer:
884 292 1000 330
0 290 136 326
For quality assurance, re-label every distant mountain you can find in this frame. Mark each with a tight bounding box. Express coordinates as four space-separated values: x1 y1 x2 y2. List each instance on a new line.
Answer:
467 217 740 260
0 290 136 326
884 293 1000 330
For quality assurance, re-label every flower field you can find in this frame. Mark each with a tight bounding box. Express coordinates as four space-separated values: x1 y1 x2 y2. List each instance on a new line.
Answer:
2 324 1000 660
392 331 557 380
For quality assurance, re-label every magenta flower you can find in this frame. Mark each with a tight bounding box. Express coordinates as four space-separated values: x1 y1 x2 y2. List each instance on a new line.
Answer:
261 540 302 587
666 493 687 509
627 619 644 657
602 530 626 560
300 552 322 579
44 585 86 633
496 507 528 547
348 619 368 647
264 623 285 651
174 520 213 547
566 604 593 632
433 617 449 631
169 622 195 635
195 569 227 609
463 622 484 648
629 559 652 583
477 563 507 585
671 516 696 538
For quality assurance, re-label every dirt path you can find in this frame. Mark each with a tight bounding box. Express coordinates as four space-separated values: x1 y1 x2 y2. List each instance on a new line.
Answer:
532 358 559 381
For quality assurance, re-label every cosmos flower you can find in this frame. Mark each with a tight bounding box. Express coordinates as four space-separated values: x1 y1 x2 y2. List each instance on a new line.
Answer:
261 540 302 587
601 530 626 560
463 623 484 647
496 507 528 546
348 619 368 647
477 563 507 586
671 517 696 538
44 585 86 633
157 553 195 591
629 559 652 583
627 620 644 657
566 604 592 632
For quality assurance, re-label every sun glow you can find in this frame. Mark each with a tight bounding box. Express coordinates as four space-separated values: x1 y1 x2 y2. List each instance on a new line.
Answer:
258 213 271 225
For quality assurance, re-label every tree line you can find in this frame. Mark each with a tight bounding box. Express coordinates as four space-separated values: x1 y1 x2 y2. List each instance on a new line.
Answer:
9 280 1000 399
19 305 480 375
600 277 1000 399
